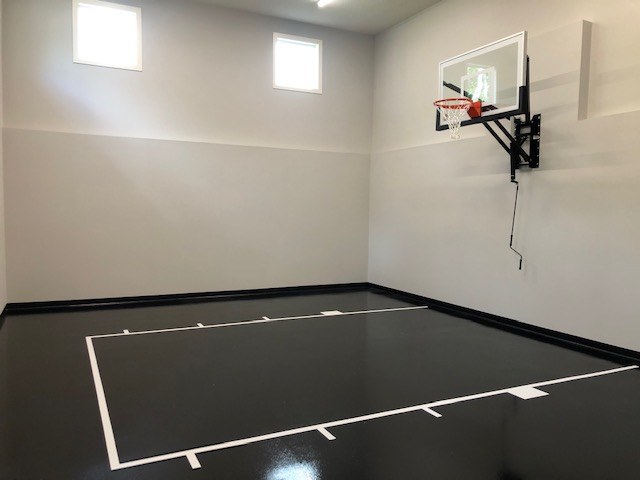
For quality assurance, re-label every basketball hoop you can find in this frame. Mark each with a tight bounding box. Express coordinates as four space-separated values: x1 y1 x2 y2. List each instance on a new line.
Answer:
434 97 474 139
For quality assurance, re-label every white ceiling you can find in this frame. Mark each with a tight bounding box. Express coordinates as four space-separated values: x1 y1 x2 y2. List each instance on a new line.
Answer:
193 0 442 35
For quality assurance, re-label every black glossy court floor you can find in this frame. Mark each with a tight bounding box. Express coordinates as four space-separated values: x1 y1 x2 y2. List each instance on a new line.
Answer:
1 288 639 480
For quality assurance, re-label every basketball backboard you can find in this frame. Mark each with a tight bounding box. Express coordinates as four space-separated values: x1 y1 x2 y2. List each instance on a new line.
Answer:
436 31 528 131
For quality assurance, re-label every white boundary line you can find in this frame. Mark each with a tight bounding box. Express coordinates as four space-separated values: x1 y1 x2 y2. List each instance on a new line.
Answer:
508 385 549 400
107 365 637 471
86 306 428 470
317 427 336 440
86 337 120 470
422 407 442 418
186 452 201 469
85 306 638 472
87 306 429 340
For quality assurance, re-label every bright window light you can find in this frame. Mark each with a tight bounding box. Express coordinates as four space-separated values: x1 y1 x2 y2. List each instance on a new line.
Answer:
273 33 322 94
73 0 142 71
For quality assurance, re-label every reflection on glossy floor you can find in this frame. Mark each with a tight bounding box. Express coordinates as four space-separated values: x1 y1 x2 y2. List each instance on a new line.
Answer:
1 287 639 479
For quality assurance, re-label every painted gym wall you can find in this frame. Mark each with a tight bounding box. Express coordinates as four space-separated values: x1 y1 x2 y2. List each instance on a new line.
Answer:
3 0 373 302
0 0 6 311
369 0 640 351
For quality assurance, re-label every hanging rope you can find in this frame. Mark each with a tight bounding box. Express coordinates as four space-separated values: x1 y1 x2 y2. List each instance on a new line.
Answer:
510 180 523 270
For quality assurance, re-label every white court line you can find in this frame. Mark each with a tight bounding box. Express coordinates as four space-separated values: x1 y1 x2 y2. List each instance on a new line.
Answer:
317 427 336 440
87 306 429 339
422 407 442 418
86 337 120 470
105 364 637 471
321 310 343 316
86 305 428 468
186 452 201 469
508 386 549 400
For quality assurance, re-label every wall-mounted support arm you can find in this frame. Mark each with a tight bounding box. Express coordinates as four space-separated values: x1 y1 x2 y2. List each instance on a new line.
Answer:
482 114 541 182
483 123 510 155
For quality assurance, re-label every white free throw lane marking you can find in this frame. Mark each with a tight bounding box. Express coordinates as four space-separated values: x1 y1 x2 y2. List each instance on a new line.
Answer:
508 386 549 400
105 365 637 471
85 338 120 470
88 306 430 339
186 452 201 469
317 427 336 440
422 407 442 418
86 305 427 469
321 310 343 316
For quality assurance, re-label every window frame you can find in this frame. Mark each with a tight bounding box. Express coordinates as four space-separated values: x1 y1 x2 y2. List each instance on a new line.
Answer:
72 0 143 71
273 33 323 94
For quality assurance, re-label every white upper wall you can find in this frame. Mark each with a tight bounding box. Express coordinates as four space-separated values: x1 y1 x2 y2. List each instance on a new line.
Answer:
0 0 6 310
372 0 640 153
3 0 374 153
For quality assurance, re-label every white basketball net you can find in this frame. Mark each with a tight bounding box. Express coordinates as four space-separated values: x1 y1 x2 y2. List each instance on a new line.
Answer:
435 98 472 139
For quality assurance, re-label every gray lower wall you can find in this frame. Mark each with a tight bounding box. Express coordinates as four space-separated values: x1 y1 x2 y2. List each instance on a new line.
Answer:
369 104 640 352
5 129 370 302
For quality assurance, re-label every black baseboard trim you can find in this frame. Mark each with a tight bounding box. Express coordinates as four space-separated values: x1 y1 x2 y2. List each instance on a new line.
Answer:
369 283 640 364
5 282 370 315
6 282 639 365
0 305 7 330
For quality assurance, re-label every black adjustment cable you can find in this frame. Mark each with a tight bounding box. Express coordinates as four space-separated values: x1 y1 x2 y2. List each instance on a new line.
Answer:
510 180 523 270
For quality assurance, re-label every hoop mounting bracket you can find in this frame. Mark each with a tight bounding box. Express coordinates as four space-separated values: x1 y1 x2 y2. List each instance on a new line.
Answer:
483 113 541 182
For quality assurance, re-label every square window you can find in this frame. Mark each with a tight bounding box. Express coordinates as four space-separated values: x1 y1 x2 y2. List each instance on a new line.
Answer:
73 0 142 71
273 33 322 94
